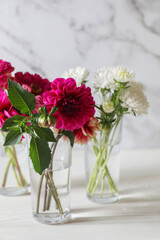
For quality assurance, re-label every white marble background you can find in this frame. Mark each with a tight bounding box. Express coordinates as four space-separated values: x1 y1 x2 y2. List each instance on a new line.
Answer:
0 0 160 149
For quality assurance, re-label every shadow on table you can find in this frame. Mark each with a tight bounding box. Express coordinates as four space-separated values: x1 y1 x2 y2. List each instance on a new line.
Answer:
69 214 160 225
70 206 160 225
69 171 160 224
70 174 160 224
119 174 160 203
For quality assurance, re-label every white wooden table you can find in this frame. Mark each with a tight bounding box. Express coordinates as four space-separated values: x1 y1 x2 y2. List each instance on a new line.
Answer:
0 149 160 240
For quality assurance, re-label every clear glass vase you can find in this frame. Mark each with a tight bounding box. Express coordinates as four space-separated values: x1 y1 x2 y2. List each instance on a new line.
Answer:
85 120 122 204
29 138 72 224
0 133 29 196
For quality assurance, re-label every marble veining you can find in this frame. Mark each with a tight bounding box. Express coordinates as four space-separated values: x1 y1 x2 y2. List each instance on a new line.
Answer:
0 0 159 148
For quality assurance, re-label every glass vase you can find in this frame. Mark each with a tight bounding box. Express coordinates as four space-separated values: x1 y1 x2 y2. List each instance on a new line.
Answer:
29 138 72 224
0 133 29 196
85 119 122 204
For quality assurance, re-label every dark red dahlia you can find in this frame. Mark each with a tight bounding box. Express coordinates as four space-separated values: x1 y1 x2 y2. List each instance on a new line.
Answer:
14 72 51 96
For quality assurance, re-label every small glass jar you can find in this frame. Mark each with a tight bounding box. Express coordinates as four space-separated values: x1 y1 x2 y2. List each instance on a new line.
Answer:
29 138 72 224
0 133 29 196
85 120 122 204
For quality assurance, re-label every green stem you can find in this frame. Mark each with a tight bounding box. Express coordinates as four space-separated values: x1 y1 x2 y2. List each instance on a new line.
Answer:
88 118 120 197
1 158 12 187
46 135 61 211
36 173 44 214
48 171 63 214
87 149 105 192
43 180 48 212
36 134 64 216
88 146 107 192
44 172 64 215
12 163 21 187
12 145 27 186
1 145 27 188
104 166 117 193
100 174 105 198
90 145 113 196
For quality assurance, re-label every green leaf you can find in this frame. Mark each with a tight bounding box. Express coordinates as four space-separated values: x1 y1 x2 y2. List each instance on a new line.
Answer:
32 124 56 142
7 78 36 114
24 125 34 135
1 115 27 132
4 129 22 146
62 131 74 147
29 136 51 174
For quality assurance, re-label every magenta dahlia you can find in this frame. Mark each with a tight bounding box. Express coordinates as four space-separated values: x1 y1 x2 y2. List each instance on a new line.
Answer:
43 78 95 131
14 72 51 96
0 89 18 128
0 59 14 89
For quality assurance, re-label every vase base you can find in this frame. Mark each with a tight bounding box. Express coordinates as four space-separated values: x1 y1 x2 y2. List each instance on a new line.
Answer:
87 192 118 204
33 211 70 225
0 185 30 196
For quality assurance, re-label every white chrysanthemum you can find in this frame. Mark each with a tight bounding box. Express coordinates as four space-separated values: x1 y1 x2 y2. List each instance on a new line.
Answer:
62 67 90 87
102 101 115 113
93 67 117 92
93 66 135 93
120 81 149 116
112 66 135 82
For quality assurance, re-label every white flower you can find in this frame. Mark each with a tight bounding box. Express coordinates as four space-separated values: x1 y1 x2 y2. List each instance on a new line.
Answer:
93 66 135 92
62 67 90 87
102 101 115 113
93 67 116 93
120 81 149 116
112 66 135 83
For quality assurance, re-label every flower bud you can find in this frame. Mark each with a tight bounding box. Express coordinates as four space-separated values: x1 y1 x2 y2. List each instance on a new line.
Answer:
37 108 42 114
38 115 48 128
102 101 115 113
47 115 56 127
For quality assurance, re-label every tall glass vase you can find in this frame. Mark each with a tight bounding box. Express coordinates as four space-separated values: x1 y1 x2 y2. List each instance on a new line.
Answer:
28 137 72 224
85 119 122 204
0 133 29 196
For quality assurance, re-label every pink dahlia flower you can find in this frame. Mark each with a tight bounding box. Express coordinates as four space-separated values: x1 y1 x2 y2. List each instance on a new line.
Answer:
0 59 14 89
43 78 95 131
0 89 18 128
14 72 51 96
73 117 99 145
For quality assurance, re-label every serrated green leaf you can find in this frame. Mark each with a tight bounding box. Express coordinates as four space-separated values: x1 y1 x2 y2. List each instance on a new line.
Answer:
4 129 22 146
1 115 27 132
7 79 36 114
32 123 56 142
29 136 51 174
62 131 74 147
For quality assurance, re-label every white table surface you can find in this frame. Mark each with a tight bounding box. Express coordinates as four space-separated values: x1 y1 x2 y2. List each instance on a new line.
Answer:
0 149 160 240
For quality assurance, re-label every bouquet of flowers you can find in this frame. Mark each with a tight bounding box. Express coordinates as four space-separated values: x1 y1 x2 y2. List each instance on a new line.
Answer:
0 60 149 220
1 61 96 222
0 60 53 193
85 66 149 201
0 60 30 191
